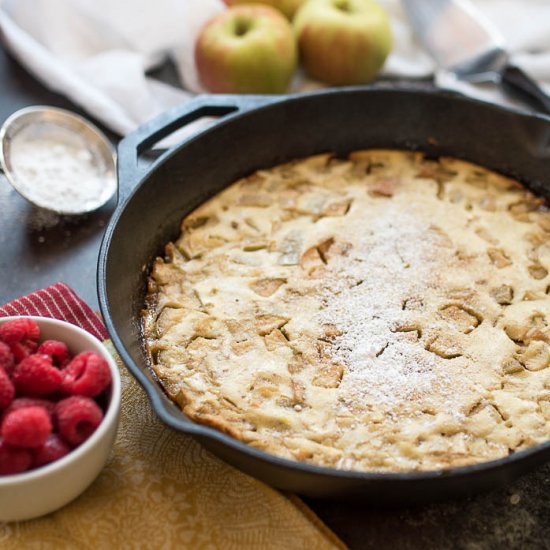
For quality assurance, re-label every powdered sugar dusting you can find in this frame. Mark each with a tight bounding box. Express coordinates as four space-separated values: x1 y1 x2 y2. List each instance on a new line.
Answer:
319 205 453 409
9 122 115 214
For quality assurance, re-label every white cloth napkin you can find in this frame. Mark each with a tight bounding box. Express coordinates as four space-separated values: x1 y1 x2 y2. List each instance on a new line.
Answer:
0 0 225 135
0 0 549 137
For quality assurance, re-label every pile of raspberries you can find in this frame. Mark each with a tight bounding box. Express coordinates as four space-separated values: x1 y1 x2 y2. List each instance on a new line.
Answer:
0 318 112 475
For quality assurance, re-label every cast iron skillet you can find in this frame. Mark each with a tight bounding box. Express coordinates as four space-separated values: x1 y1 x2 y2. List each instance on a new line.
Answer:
98 86 550 501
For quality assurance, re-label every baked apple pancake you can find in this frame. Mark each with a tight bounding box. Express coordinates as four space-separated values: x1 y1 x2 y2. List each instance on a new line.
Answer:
142 149 550 472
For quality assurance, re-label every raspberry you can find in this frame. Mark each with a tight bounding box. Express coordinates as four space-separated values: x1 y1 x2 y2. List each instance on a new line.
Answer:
0 318 40 364
0 438 32 475
0 369 15 410
32 434 70 468
10 341 38 363
0 318 40 346
3 397 56 421
0 342 14 375
37 340 70 368
13 354 63 396
1 407 52 449
56 396 103 446
61 352 112 398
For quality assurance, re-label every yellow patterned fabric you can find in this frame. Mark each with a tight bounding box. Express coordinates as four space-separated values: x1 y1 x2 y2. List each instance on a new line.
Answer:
0 344 343 549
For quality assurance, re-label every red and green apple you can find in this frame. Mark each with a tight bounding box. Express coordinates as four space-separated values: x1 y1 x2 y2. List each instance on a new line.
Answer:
195 4 297 94
294 0 392 85
223 0 307 20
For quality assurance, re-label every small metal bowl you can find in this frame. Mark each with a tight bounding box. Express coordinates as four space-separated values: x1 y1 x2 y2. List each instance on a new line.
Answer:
0 106 117 215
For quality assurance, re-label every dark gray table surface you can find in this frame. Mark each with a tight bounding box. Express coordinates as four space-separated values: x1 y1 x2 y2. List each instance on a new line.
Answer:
1 44 549 549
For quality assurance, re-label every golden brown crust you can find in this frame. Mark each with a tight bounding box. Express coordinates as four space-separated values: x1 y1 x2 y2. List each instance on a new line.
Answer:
143 149 550 472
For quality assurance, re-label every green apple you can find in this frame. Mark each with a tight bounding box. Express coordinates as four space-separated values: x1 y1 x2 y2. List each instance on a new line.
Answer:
294 0 392 85
195 5 297 94
223 0 307 20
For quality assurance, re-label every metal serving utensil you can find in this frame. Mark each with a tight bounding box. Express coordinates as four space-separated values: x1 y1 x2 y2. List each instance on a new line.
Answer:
401 0 550 114
0 106 117 215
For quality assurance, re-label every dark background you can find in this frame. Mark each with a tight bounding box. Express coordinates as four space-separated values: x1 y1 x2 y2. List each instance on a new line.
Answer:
1 45 549 549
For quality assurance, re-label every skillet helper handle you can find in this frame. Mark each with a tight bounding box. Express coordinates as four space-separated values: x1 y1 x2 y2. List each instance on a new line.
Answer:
501 64 550 115
117 94 278 203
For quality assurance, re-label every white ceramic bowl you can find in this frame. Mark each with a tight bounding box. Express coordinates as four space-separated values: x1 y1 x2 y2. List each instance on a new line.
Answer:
0 316 121 522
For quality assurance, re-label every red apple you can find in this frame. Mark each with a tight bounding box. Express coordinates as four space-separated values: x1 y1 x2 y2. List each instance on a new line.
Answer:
293 0 392 85
195 5 297 94
223 0 306 20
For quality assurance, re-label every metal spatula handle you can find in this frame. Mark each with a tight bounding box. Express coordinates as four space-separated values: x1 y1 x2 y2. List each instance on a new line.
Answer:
402 0 550 116
501 65 550 115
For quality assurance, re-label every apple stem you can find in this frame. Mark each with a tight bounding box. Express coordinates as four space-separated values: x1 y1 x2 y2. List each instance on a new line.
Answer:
334 0 352 13
234 18 252 37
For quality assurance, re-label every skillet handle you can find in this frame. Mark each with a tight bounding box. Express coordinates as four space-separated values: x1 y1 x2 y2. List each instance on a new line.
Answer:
501 65 550 115
117 94 280 204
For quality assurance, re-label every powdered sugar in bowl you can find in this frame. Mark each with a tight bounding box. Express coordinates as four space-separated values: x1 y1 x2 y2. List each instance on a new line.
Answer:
0 106 116 215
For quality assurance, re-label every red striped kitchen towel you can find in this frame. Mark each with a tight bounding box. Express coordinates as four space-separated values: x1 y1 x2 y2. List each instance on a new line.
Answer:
0 282 107 340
